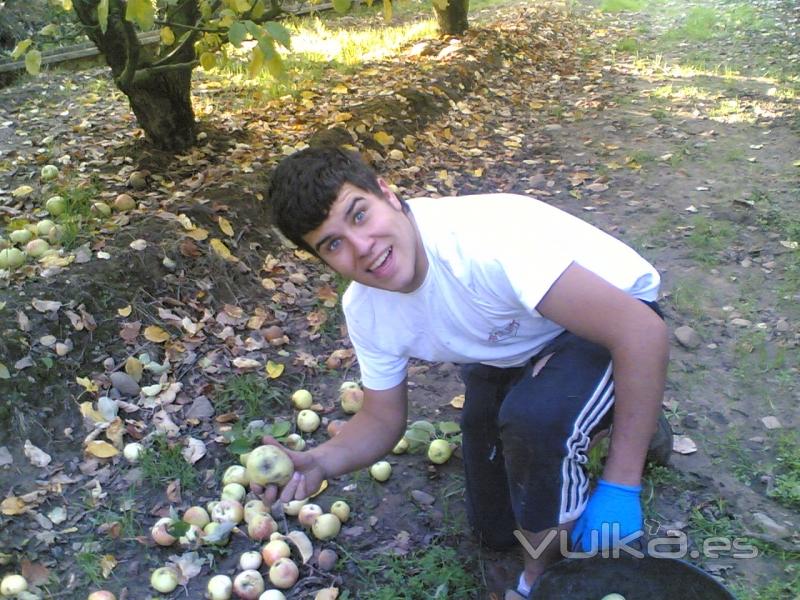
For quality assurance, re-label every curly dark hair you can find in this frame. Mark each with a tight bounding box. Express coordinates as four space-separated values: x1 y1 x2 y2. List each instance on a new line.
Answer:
267 147 385 253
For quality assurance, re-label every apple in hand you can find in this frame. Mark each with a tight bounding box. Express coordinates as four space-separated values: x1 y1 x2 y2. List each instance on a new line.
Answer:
246 445 294 486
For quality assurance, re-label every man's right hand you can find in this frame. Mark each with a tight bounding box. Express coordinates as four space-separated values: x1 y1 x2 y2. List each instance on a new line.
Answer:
257 436 327 505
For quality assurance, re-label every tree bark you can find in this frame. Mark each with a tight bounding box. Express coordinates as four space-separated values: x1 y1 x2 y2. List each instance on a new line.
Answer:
434 0 469 35
72 0 199 151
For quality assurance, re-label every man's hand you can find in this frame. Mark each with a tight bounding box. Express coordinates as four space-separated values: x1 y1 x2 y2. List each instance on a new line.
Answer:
255 437 327 505
570 479 643 551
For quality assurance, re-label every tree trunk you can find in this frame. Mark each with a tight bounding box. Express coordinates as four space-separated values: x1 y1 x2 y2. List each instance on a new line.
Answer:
72 0 198 151
126 70 196 151
434 0 469 35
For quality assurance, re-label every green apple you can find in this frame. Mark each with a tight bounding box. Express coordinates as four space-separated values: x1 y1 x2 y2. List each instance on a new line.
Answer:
369 461 392 482
427 439 453 464
246 445 294 486
291 389 313 409
45 195 67 216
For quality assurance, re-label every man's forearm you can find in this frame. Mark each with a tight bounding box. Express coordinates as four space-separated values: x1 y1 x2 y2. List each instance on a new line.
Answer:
308 386 407 479
603 319 669 485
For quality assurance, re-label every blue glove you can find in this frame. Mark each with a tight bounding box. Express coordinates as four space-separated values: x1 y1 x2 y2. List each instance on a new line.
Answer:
571 479 643 552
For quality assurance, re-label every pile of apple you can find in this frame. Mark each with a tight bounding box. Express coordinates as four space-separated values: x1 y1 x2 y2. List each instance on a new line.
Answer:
144 442 348 599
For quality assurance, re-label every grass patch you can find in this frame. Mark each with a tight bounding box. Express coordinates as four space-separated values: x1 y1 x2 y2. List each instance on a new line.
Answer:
139 434 199 491
685 215 735 265
668 276 711 319
615 36 639 53
215 373 289 423
768 432 800 510
732 569 800 600
600 0 645 13
349 544 480 599
75 543 105 586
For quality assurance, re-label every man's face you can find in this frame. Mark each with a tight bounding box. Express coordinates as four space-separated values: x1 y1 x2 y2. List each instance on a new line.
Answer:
302 180 428 293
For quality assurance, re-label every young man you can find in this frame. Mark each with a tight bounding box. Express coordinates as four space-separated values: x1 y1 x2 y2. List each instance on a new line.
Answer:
264 147 670 598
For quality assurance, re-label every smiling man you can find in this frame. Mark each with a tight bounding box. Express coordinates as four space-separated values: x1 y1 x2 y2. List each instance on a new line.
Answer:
265 147 670 598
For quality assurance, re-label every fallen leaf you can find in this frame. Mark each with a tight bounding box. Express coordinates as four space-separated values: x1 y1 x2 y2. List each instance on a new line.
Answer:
0 363 9 379
144 325 170 343
117 305 132 317
182 437 206 464
374 131 395 147
266 360 284 379
129 239 148 251
166 479 182 503
233 357 260 370
125 357 143 382
80 402 105 423
120 321 142 343
167 551 205 584
76 376 99 393
285 530 314 564
12 185 34 198
1 496 29 516
449 394 465 409
85 440 119 458
218 216 234 237
21 560 50 586
24 440 51 467
31 299 62 313
672 435 697 455
100 554 117 578
185 227 209 241
210 238 238 261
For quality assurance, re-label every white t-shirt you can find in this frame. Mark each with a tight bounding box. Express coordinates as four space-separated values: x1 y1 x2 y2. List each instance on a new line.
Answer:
343 193 660 390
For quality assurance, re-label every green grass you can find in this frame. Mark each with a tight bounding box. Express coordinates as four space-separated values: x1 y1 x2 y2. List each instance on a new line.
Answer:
667 276 711 319
685 215 735 265
139 434 199 491
600 0 645 13
349 544 480 599
769 432 800 509
75 544 105 586
215 373 288 423
732 569 800 600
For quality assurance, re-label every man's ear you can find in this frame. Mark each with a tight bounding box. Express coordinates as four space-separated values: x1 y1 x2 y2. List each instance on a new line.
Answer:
377 178 402 209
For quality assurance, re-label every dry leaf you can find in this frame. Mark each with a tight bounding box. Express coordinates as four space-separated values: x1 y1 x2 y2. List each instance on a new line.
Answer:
120 321 141 343
125 357 143 382
285 530 314 564
1 496 29 516
144 325 170 343
0 363 9 379
85 440 119 458
233 357 260 370
167 551 205 584
80 402 105 423
182 437 206 464
100 554 117 578
24 440 51 467
449 394 465 409
129 239 148 251
185 227 209 241
76 376 99 393
672 435 697 455
374 131 395 147
31 299 62 313
218 216 234 237
117 305 132 317
210 238 238 261
20 560 50 586
266 360 285 379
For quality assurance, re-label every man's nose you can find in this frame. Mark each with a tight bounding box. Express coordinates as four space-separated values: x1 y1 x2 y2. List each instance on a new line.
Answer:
351 232 373 257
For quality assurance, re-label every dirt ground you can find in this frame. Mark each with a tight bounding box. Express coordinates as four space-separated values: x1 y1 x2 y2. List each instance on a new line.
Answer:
0 0 798 598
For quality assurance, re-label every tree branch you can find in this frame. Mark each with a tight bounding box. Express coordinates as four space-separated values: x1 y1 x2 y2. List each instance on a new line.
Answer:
115 0 141 90
132 60 199 84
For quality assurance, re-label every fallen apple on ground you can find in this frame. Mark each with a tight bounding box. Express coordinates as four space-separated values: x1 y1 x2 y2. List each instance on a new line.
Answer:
261 539 291 566
291 389 313 409
312 513 341 540
339 386 364 414
212 499 244 524
233 570 265 599
239 550 263 571
269 557 299 589
244 499 269 523
183 506 211 528
222 482 247 502
298 503 323 528
427 439 453 464
330 500 350 523
222 465 250 486
297 409 321 433
247 513 278 541
206 574 233 600
0 574 28 596
87 592 116 600
369 461 392 482
151 517 178 546
150 567 179 593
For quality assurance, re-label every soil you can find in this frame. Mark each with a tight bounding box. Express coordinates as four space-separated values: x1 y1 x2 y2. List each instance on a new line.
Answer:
0 0 798 599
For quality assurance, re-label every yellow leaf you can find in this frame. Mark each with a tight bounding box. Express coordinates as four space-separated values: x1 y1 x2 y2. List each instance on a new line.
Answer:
374 131 394 147
265 360 284 379
332 84 348 95
218 216 234 237
144 325 170 343
76 376 98 393
248 45 264 77
85 440 119 458
310 479 328 498
160 26 175 45
210 238 238 262
100 554 117 578
12 185 34 198
11 39 32 59
117 305 132 317
177 214 195 230
185 227 209 241
80 402 105 423
449 394 465 409
200 51 216 70
125 0 155 30
235 0 250 11
125 356 143 382
0 362 9 379
1 496 28 516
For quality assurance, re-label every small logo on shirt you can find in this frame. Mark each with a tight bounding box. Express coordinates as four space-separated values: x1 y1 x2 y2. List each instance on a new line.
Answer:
488 320 519 343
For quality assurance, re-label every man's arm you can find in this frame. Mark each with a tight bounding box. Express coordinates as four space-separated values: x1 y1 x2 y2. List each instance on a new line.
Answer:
535 262 669 486
268 381 408 502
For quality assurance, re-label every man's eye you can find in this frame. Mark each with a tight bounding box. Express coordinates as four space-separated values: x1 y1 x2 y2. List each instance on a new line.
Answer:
328 239 341 252
354 210 366 223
